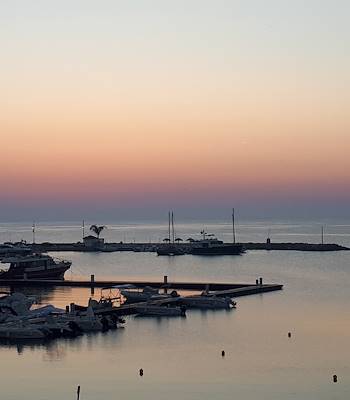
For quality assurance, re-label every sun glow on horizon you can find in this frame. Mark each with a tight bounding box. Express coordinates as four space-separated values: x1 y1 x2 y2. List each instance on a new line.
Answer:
0 0 349 219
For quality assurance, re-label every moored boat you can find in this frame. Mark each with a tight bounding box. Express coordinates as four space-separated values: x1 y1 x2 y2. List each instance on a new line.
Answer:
190 237 244 255
135 305 186 317
157 245 185 256
121 285 179 304
181 295 235 309
0 253 71 280
0 242 32 258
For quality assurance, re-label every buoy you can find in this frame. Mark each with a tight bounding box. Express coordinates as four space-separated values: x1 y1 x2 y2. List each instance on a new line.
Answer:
288 332 291 338
221 350 225 357
333 375 338 383
139 368 144 377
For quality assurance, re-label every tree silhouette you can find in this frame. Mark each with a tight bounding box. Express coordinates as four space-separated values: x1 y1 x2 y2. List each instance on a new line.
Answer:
90 225 106 238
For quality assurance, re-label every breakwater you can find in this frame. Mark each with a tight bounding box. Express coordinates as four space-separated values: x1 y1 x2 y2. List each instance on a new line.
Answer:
30 241 349 253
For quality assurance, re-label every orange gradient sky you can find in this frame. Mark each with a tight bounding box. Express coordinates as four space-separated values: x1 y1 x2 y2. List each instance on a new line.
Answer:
0 0 349 220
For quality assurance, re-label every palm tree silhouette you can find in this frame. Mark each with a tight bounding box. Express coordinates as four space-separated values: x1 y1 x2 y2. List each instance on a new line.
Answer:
90 225 106 239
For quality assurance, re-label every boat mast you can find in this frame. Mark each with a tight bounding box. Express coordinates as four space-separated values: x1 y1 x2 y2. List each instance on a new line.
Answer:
32 222 36 244
171 211 175 244
168 211 171 243
321 225 324 245
232 208 236 244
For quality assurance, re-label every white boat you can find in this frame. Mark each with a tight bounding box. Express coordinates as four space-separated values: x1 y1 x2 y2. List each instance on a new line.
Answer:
135 305 186 317
181 295 235 309
121 286 159 303
0 292 34 318
121 285 178 304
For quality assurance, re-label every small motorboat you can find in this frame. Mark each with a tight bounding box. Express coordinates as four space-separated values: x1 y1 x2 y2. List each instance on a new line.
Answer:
156 245 185 256
181 295 235 310
0 322 49 340
121 285 178 304
135 305 186 317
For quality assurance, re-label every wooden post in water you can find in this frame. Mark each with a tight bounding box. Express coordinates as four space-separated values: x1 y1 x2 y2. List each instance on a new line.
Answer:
164 275 168 294
90 274 95 296
77 385 81 400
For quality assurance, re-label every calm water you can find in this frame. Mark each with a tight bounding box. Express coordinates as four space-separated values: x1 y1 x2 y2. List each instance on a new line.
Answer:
0 221 350 399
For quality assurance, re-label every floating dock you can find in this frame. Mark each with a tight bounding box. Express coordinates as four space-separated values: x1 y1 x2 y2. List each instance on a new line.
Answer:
0 277 283 316
0 276 282 294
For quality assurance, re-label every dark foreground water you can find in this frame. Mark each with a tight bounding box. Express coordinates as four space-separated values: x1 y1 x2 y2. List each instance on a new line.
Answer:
0 221 349 399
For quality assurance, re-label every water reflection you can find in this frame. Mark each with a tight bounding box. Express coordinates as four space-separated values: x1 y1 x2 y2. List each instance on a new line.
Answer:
0 247 349 399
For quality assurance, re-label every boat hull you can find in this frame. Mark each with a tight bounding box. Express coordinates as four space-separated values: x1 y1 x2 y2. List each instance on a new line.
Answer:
0 262 71 280
157 245 185 256
135 306 186 317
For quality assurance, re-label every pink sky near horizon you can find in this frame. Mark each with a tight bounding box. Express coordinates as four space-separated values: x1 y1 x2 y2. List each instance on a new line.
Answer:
0 1 349 218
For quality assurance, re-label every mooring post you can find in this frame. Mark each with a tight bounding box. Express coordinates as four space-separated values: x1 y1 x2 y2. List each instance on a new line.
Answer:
259 277 263 285
77 385 81 400
70 303 75 312
164 275 168 294
333 375 338 383
90 274 95 296
65 305 69 313
256 279 259 285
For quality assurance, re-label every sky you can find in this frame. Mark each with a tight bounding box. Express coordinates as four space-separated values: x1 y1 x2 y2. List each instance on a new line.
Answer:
0 0 349 221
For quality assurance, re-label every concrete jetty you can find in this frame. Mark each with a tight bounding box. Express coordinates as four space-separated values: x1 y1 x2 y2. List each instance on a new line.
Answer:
30 241 349 253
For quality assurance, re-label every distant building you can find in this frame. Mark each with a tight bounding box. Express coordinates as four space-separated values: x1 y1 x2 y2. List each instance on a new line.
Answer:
83 235 104 249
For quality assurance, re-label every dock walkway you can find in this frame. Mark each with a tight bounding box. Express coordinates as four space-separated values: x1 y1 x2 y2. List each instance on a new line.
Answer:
0 277 283 316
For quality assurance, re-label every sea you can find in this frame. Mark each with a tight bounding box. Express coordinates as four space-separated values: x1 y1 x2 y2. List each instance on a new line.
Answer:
0 220 349 400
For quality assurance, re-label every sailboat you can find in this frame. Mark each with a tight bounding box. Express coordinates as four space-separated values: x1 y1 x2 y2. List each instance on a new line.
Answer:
157 212 185 256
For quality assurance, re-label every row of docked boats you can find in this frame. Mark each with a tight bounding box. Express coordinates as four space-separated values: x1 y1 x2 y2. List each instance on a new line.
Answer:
0 292 124 341
0 286 236 341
